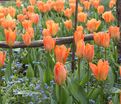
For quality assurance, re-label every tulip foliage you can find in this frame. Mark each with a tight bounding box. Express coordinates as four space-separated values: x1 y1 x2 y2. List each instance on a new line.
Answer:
0 0 121 104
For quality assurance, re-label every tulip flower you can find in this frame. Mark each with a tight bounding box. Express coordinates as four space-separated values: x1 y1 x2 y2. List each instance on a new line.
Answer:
119 66 121 77
76 26 84 33
87 19 101 32
0 51 6 68
53 0 64 12
22 32 32 46
89 59 109 81
37 1 51 13
29 13 39 24
109 0 116 8
77 12 87 23
75 40 85 59
84 44 94 62
7 6 16 17
46 20 59 36
22 20 32 30
27 5 34 13
97 5 104 15
94 32 110 48
17 14 25 22
64 19 72 30
16 0 22 8
43 36 55 52
1 19 16 30
78 6 83 13
83 1 91 10
42 29 51 37
29 0 36 5
102 11 115 23
64 8 72 18
4 29 16 47
92 0 100 9
26 27 34 39
108 26 120 40
54 45 70 64
54 62 67 85
74 27 84 45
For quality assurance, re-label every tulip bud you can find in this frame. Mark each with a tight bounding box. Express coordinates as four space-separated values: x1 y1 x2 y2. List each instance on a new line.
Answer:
54 62 67 85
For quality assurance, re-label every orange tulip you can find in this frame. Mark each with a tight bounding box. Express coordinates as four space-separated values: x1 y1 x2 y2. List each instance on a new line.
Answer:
102 11 115 23
16 0 21 8
76 26 84 33
17 14 25 22
0 51 6 68
109 26 120 40
69 0 76 4
29 13 39 24
75 40 85 59
22 32 32 46
1 19 16 30
64 19 72 30
84 44 94 62
109 0 116 8
97 5 104 15
27 5 34 13
78 6 83 13
70 3 76 13
100 32 110 48
22 20 32 30
37 1 51 13
89 59 109 81
46 20 59 36
0 7 8 16
77 12 87 23
42 29 51 37
29 0 36 5
22 8 27 15
4 29 16 47
83 1 91 10
43 36 55 52
26 27 34 39
92 0 100 9
7 7 16 17
94 32 110 48
54 45 70 64
54 62 67 85
119 66 121 77
87 19 101 32
64 8 72 18
93 32 102 46
53 0 64 12
74 29 84 45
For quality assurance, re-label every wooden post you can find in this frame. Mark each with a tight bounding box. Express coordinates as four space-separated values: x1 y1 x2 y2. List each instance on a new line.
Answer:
116 0 121 63
71 0 79 72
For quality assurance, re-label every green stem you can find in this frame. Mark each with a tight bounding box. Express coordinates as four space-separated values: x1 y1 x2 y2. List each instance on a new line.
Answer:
59 85 61 104
87 62 90 92
104 48 107 60
9 48 12 77
78 58 81 80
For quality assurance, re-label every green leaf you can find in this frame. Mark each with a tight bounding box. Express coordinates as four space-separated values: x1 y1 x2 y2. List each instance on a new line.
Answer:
68 77 89 104
88 87 102 100
112 94 120 104
26 65 34 79
107 68 115 86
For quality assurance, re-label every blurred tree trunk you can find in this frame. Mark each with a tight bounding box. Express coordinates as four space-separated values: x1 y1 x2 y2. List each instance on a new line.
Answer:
116 0 121 63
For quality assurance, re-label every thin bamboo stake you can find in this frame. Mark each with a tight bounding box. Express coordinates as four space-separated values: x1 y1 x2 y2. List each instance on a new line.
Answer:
0 35 93 48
